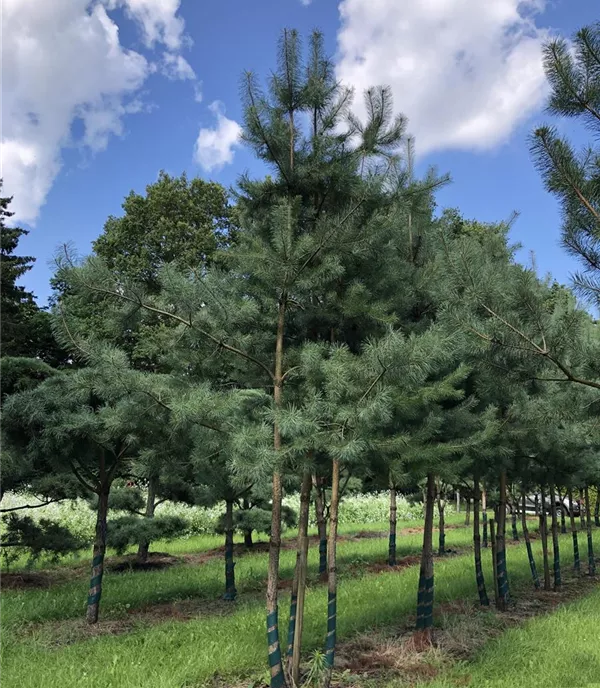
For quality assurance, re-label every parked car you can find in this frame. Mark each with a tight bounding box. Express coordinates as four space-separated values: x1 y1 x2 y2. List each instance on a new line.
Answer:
523 493 581 517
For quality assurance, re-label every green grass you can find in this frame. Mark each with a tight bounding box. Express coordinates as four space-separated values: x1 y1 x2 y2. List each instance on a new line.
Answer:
1 522 476 627
2 521 589 688
421 585 600 687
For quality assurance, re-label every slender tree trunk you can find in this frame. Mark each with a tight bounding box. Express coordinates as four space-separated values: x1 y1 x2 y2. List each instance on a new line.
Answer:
455 489 460 513
464 497 471 527
267 469 285 688
323 458 340 685
490 518 499 605
534 493 539 517
473 475 489 606
243 498 253 548
86 487 109 624
584 486 596 576
557 487 567 534
313 474 327 576
415 473 435 646
266 299 287 688
288 471 312 685
223 499 237 601
482 487 488 548
549 484 561 591
568 487 580 573
437 487 446 557
540 486 551 591
389 482 397 566
137 476 157 563
495 472 509 611
580 488 586 532
521 491 540 589
595 487 600 528
510 494 519 542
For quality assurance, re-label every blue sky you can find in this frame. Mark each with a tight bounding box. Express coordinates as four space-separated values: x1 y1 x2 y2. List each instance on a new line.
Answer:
3 0 598 305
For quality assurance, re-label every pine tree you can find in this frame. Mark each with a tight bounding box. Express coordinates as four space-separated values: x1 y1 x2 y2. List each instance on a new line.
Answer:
1 185 37 357
2 353 163 623
0 184 64 365
57 28 415 686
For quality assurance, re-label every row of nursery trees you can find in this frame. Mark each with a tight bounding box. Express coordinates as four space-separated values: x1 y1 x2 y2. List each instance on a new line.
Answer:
2 24 600 688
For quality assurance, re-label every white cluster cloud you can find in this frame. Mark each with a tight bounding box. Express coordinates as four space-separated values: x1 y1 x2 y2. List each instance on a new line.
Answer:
1 0 194 224
110 0 186 50
193 101 242 173
336 0 550 156
3 0 554 225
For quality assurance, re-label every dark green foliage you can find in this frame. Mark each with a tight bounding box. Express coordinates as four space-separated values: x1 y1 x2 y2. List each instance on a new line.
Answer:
0 357 56 401
93 172 236 292
106 514 188 555
1 188 36 357
0 514 81 568
216 502 297 537
0 185 64 364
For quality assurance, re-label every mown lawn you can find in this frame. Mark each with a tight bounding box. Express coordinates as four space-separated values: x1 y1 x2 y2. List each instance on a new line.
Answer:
420 585 600 687
2 518 594 688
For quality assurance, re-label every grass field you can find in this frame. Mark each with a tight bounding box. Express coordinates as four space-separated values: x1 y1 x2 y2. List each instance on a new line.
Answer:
2 513 598 688
420 585 600 687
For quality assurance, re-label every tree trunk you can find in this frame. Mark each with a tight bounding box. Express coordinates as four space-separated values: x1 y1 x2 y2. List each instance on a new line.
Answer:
540 486 551 591
557 487 567 534
495 471 509 611
137 476 158 563
568 487 580 573
437 487 446 557
86 487 109 624
455 489 460 513
464 497 471 527
242 497 253 548
389 483 397 566
482 487 488 548
580 488 586 531
534 493 539 517
323 457 340 685
414 473 435 645
473 475 489 606
288 471 312 685
595 487 600 528
313 474 327 575
490 518 499 606
510 494 519 542
549 484 561 591
223 499 237 601
266 299 286 688
584 485 596 576
521 491 540 589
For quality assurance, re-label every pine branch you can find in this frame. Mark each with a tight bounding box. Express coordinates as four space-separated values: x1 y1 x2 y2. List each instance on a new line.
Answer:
243 71 290 184
76 279 275 381
480 304 547 354
293 199 365 282
139 388 226 434
69 460 98 493
0 499 64 513
535 129 600 223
